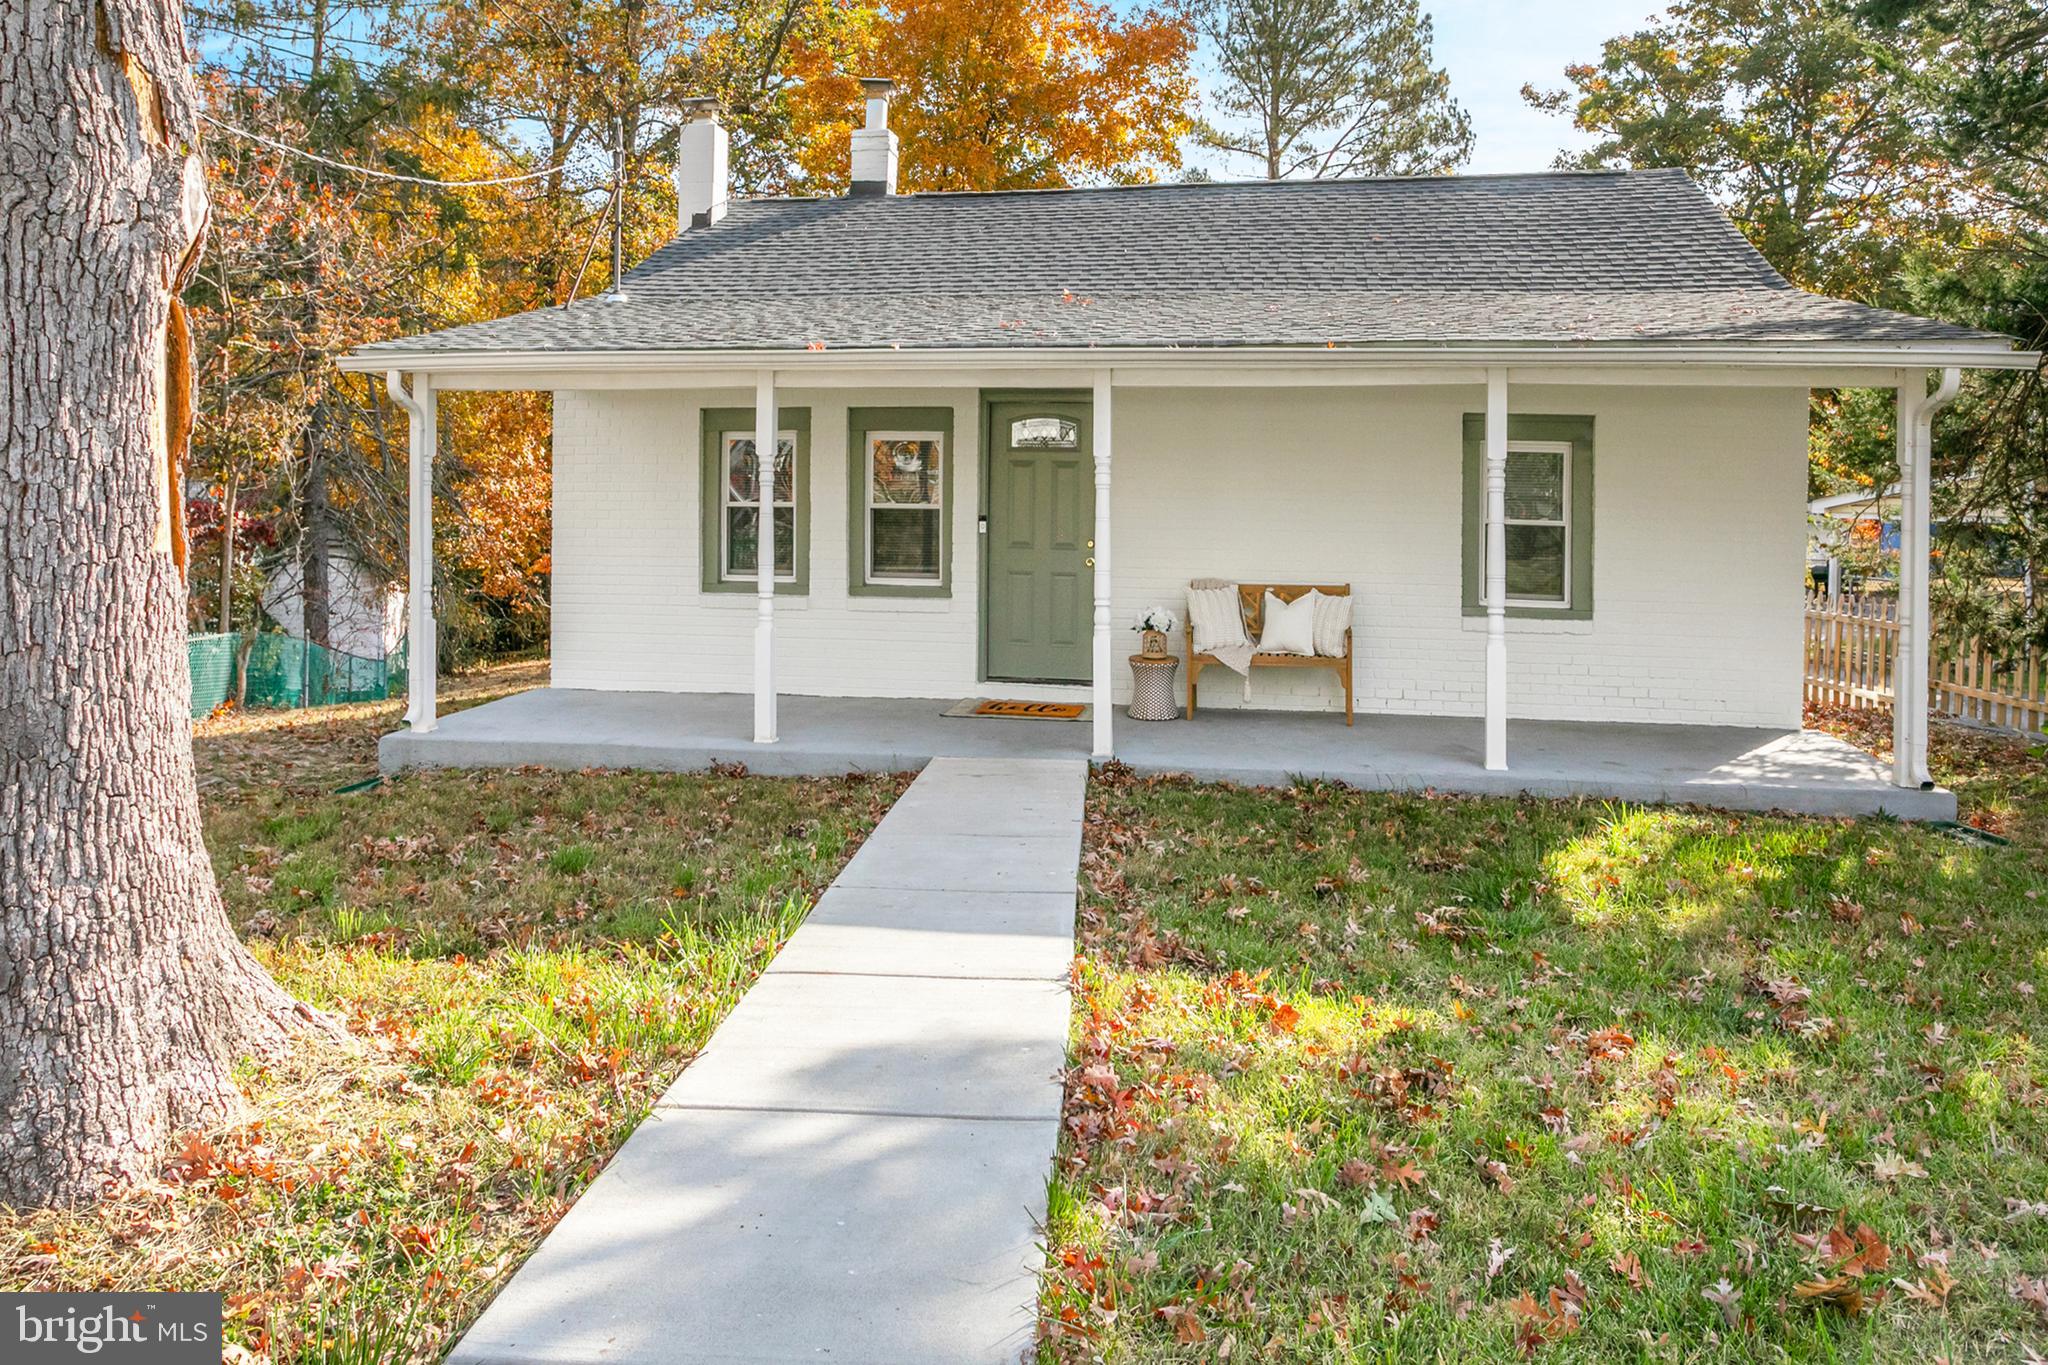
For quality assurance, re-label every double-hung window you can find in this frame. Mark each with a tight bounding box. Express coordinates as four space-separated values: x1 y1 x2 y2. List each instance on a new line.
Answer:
722 430 797 581
1461 414 1594 620
848 406 953 597
865 432 944 583
1499 441 1572 606
700 406 809 593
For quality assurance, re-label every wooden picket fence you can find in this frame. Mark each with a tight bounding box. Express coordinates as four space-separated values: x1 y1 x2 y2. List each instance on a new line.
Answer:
1805 590 2048 734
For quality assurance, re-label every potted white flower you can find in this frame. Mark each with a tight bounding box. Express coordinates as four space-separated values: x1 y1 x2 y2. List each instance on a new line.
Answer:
1133 606 1177 659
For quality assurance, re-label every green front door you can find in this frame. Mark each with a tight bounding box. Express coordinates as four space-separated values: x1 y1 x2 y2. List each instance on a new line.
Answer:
984 399 1093 683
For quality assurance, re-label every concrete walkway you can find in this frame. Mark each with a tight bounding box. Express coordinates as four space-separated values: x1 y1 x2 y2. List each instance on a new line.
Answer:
448 757 1085 1365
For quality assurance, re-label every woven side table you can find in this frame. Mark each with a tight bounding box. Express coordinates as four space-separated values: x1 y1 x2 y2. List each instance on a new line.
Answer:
1128 654 1181 721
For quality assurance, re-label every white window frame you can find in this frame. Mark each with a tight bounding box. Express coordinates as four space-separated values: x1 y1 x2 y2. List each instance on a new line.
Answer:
720 429 798 584
863 429 945 587
1496 439 1573 610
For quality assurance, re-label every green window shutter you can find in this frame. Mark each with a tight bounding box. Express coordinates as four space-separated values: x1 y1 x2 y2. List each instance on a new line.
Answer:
848 406 954 598
701 406 810 595
1460 413 1595 621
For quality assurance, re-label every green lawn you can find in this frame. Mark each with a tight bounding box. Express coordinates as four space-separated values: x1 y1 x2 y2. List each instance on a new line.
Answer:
9 663 2047 1363
1041 715 2048 1360
0 662 908 1364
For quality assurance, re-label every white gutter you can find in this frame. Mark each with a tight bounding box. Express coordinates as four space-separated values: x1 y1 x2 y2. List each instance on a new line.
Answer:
337 341 2042 375
1922 365 1963 422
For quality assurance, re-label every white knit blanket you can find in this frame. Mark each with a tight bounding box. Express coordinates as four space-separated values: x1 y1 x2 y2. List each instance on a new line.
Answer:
1187 579 1256 676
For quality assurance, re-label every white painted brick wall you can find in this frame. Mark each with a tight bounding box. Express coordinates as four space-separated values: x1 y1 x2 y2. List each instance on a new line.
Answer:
552 387 985 697
551 381 1809 727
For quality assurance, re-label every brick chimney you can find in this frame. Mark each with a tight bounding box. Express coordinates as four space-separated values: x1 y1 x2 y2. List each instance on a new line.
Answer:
849 78 898 197
676 97 728 231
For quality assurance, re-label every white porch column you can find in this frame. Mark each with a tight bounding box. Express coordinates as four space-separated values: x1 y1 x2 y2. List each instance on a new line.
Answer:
753 368 779 744
1893 366 1961 789
1892 373 1925 788
1091 370 1114 760
1483 367 1509 770
385 370 438 733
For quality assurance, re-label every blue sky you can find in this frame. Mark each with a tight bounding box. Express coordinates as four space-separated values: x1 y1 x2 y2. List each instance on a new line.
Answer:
1430 0 1662 172
201 0 1666 181
1189 0 1664 178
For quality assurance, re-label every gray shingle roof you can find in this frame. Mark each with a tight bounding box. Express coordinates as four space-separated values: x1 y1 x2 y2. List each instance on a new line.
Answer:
358 169 2012 356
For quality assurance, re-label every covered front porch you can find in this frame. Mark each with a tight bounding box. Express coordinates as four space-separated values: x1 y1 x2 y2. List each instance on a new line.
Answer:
379 687 1952 819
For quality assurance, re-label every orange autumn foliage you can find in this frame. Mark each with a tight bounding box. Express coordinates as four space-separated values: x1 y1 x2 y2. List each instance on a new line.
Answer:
446 390 552 613
791 0 1198 192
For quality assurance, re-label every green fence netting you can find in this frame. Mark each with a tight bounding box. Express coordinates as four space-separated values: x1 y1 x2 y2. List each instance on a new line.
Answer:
187 633 241 717
188 631 404 717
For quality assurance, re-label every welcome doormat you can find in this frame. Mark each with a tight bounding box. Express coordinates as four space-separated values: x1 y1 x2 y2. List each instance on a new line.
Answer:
943 698 1089 721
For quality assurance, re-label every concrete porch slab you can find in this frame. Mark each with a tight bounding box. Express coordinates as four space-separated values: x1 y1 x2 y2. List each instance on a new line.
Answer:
382 687 1956 820
385 686 1090 775
443 1107 1055 1365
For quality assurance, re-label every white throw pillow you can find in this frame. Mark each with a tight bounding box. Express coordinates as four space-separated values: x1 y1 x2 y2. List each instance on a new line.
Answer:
1188 583 1249 653
1257 590 1315 656
1310 591 1351 657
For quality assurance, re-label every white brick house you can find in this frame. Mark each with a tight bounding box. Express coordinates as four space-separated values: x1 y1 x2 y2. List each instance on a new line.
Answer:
343 87 2036 814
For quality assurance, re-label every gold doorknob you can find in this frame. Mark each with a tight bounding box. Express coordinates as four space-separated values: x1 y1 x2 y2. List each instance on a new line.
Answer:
1084 557 1096 568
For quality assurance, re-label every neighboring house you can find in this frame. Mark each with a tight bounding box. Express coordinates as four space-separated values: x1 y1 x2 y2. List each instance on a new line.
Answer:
343 83 2037 811
262 550 406 662
1808 486 2026 597
1807 489 1899 594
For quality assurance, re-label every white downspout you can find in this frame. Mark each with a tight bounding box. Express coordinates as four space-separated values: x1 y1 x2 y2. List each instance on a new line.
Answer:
1483 367 1509 770
1894 365 1960 789
1091 370 1114 761
753 368 779 744
385 370 438 733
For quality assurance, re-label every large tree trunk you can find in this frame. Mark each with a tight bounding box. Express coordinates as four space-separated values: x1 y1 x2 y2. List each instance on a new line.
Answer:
0 0 332 1208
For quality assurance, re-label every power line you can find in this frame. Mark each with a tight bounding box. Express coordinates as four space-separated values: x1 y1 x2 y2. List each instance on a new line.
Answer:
200 112 587 188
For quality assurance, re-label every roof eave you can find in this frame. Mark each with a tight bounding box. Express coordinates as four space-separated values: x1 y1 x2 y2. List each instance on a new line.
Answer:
339 339 2041 375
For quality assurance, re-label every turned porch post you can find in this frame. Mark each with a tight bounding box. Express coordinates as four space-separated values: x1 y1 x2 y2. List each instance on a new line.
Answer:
754 368 779 744
1091 370 1114 760
1483 367 1508 770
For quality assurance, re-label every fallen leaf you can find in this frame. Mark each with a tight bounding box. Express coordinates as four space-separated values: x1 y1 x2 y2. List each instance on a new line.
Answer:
1487 1237 1516 1280
1795 1274 1866 1317
1702 1277 1742 1329
1895 1265 1956 1309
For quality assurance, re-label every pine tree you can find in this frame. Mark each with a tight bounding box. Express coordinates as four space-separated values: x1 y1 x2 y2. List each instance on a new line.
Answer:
1203 0 1471 180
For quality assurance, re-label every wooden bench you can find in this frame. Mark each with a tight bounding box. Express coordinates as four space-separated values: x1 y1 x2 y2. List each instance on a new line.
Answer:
1185 582 1354 725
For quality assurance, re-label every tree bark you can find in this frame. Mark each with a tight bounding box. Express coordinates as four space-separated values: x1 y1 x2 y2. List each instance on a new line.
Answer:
0 0 333 1208
298 0 334 655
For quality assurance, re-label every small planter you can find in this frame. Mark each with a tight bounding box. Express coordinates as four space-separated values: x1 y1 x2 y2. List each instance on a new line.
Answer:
1139 629 1169 659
